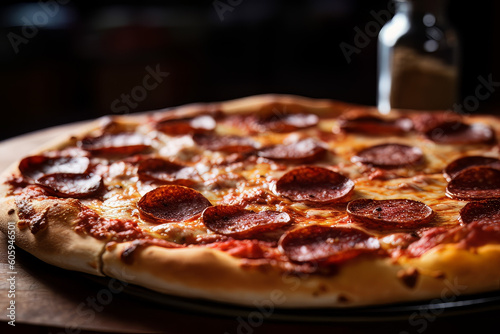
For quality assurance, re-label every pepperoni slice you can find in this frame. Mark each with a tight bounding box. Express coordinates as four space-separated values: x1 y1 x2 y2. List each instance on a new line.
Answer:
156 115 216 136
460 199 500 225
137 185 212 223
338 115 413 135
258 138 326 163
193 133 256 153
79 133 151 155
19 156 90 180
137 158 199 186
443 156 500 181
278 225 380 264
276 166 354 204
347 199 434 230
352 143 423 168
446 167 500 200
36 173 103 198
202 205 291 238
258 113 319 132
425 121 495 145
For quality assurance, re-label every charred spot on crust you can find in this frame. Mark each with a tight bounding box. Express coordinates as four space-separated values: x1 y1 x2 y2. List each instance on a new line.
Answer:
8 209 15 215
29 208 49 235
120 239 184 265
120 240 143 265
337 294 350 303
431 271 446 279
239 259 274 272
312 283 329 297
397 267 420 289
15 196 50 234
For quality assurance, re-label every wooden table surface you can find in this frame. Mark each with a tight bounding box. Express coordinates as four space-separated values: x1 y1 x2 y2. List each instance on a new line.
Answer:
0 123 499 334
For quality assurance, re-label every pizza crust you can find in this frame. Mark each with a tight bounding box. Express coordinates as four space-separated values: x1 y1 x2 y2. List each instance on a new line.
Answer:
407 244 500 295
101 241 500 308
0 196 105 276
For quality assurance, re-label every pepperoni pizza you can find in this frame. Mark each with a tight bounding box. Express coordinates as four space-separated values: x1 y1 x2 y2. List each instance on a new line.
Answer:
1 94 500 308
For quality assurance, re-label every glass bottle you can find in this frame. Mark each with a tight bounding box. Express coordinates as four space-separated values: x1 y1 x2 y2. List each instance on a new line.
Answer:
377 0 459 113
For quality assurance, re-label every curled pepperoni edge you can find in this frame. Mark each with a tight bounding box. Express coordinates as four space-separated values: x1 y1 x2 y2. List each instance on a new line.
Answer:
79 133 151 155
155 115 216 136
446 166 500 200
338 115 413 135
411 112 461 133
278 224 380 264
137 185 212 223
459 199 500 225
258 113 320 132
36 173 104 198
424 121 495 145
257 139 327 163
137 158 198 186
201 205 291 238
443 156 500 181
351 143 423 169
18 155 91 180
276 166 354 204
347 198 435 230
192 133 256 153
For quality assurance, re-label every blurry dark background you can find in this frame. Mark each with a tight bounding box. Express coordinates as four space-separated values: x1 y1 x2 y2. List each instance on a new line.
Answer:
0 0 499 140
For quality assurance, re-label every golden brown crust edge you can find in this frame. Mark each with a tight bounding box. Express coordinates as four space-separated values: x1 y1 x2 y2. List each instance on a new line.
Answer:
102 242 500 308
0 196 105 276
